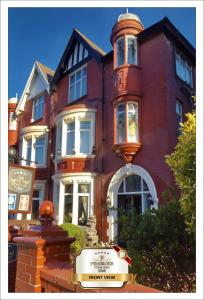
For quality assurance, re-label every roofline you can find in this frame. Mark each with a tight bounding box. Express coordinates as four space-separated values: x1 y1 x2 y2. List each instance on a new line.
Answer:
138 17 195 60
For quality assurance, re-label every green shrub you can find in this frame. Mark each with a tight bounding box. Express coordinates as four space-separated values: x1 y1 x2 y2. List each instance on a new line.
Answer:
61 223 86 259
117 200 195 292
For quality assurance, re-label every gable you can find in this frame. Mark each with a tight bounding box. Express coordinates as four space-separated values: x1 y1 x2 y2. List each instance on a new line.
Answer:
51 29 106 90
67 41 89 71
16 61 53 115
27 70 47 100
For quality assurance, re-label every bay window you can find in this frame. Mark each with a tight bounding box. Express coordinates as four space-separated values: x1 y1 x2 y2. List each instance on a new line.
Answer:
69 65 87 102
53 174 94 225
175 51 193 87
55 109 96 158
116 102 138 143
33 95 44 121
20 126 48 168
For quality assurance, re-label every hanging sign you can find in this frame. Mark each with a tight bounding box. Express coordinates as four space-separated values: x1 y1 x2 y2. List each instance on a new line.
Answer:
8 164 35 214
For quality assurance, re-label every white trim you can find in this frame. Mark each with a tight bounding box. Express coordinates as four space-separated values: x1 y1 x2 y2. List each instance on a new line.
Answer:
107 164 158 241
15 61 49 115
52 173 95 225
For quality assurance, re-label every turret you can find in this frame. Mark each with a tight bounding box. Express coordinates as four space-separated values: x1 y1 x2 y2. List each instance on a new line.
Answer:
111 12 144 163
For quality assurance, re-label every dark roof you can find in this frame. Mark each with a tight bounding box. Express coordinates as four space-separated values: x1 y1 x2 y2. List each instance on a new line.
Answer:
51 29 106 89
137 17 195 60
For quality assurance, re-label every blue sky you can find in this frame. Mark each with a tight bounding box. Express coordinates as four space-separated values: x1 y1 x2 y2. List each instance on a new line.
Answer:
8 7 196 99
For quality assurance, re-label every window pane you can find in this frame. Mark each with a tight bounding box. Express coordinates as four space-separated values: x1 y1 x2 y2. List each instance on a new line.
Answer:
128 103 138 142
82 67 87 77
127 37 137 64
116 37 124 66
65 184 73 194
70 85 75 101
33 190 40 198
35 146 44 164
143 180 149 191
36 138 45 145
78 184 89 193
80 131 90 154
76 69 81 81
125 175 141 192
70 74 75 85
82 77 87 96
80 121 91 129
118 181 124 193
67 122 75 131
78 196 88 225
32 200 39 220
76 81 81 99
67 131 75 154
26 140 32 165
64 195 73 223
116 104 125 143
143 194 148 212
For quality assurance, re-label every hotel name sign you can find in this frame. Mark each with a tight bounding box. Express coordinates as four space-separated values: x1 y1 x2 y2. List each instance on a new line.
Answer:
8 164 35 214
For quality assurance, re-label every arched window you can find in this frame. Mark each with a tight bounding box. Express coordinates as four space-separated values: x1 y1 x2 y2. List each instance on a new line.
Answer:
117 174 151 216
116 102 138 143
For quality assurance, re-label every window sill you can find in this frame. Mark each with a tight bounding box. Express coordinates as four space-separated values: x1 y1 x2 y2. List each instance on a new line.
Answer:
54 154 96 162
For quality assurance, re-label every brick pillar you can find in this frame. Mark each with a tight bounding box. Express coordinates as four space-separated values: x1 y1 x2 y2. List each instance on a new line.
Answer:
13 201 75 293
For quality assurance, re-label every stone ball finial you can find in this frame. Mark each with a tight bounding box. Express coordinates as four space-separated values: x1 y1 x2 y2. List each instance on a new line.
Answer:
39 201 54 226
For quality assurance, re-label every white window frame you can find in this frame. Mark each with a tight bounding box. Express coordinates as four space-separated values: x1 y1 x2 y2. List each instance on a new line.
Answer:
126 35 138 65
55 109 96 160
32 94 44 122
20 126 48 168
69 64 87 102
52 173 95 225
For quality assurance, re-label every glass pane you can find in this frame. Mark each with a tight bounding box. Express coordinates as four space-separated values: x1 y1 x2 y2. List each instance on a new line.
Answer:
116 104 125 143
125 175 141 192
82 67 87 77
143 194 148 212
32 200 39 220
78 184 89 193
116 37 124 66
76 81 81 99
70 74 75 85
26 140 32 164
127 37 136 64
80 121 91 129
143 180 149 191
35 146 44 164
70 85 75 101
33 189 40 198
76 69 81 81
67 122 75 131
67 131 75 154
65 184 73 194
78 196 88 225
118 181 124 193
128 103 137 142
64 195 73 223
82 77 87 96
36 138 45 145
80 131 90 154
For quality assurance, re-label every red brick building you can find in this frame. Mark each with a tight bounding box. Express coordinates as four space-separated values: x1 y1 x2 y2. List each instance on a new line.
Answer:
9 13 195 241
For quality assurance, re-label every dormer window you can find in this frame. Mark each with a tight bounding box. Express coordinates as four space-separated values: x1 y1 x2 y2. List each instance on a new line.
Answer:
33 95 44 121
115 36 137 68
69 64 87 102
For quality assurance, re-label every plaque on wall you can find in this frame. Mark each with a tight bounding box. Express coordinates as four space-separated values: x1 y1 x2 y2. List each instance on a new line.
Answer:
8 164 35 214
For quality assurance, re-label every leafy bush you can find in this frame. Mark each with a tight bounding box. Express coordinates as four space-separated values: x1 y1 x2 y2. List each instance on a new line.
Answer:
117 200 195 292
61 223 86 259
166 111 196 235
